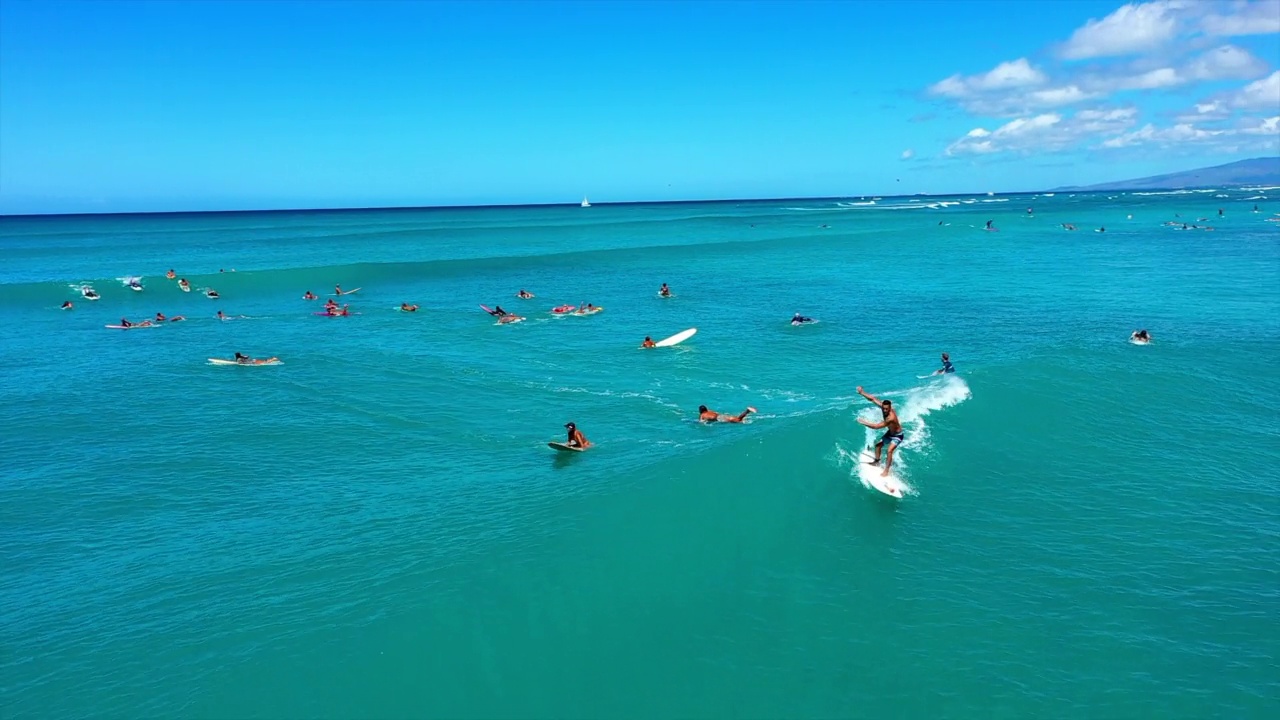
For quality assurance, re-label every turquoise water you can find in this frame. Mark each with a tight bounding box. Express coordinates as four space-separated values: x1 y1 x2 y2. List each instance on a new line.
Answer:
2 190 1278 718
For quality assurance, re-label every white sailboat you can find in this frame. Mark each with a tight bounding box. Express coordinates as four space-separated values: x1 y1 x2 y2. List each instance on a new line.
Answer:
580 196 591 207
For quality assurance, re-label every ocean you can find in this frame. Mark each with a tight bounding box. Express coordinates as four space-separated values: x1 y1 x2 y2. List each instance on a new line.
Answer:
2 190 1278 718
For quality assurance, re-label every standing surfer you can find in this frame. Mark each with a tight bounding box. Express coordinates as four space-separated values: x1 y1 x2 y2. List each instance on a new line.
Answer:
856 386 903 477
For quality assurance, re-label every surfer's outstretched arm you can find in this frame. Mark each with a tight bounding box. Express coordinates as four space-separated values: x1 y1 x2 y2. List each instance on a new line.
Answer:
856 386 882 405
858 418 887 429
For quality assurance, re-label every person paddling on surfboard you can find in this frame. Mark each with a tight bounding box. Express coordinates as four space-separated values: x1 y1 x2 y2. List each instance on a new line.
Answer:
791 313 814 325
564 422 590 449
304 291 317 300
62 301 73 310
641 336 656 348
935 353 955 374
659 283 671 297
856 386 903 477
699 405 756 424
517 289 534 299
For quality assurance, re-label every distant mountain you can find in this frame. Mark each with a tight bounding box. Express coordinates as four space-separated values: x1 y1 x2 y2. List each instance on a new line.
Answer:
1056 157 1280 191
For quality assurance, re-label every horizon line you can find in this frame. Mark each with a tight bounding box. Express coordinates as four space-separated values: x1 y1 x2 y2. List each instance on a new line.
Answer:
0 182 1267 219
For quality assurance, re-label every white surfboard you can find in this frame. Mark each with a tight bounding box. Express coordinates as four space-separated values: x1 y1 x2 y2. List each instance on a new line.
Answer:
208 358 282 366
547 441 584 452
105 323 160 330
654 327 697 347
858 451 905 498
333 288 361 296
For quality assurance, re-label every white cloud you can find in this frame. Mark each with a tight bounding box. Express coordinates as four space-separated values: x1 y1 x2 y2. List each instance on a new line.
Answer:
1116 67 1184 90
1229 70 1280 109
1100 112 1277 148
929 58 1047 98
1201 0 1280 35
900 149 915 160
1239 115 1280 134
1175 99 1231 122
1185 44 1269 80
945 109 1139 155
1060 1 1187 60
1101 122 1226 147
1028 85 1098 105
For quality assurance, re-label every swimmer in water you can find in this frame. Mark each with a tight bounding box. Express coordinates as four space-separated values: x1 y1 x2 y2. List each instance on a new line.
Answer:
698 405 756 424
856 386 903 477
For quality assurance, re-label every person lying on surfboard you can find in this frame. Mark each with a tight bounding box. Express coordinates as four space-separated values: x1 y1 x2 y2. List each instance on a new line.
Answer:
564 422 590 449
178 279 190 291
62 301 73 309
791 313 814 325
856 386 903 477
206 289 219 299
698 405 756 423
659 283 671 297
517 289 534 299
166 269 176 279
232 352 279 365
497 314 523 324
303 291 317 300
935 352 955 374
119 317 133 328
641 336 656 348
400 303 419 312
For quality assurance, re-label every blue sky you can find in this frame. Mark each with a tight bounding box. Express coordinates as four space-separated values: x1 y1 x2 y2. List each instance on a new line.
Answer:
1 0 1277 214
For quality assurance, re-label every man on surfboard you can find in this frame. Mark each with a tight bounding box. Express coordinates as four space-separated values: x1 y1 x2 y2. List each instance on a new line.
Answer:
641 336 656 348
564 422 590 449
699 405 756 423
659 283 672 297
935 352 955 374
856 386 903 477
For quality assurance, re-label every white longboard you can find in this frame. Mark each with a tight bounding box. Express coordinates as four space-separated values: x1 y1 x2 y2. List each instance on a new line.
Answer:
859 451 905 498
105 323 160 330
208 358 282 366
548 441 584 452
654 327 697 347
334 288 362 296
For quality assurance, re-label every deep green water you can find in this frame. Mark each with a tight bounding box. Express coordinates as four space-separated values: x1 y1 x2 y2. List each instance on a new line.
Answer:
2 190 1278 718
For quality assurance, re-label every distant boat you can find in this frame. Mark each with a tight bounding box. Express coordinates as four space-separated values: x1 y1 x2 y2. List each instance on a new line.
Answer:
581 196 591 207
